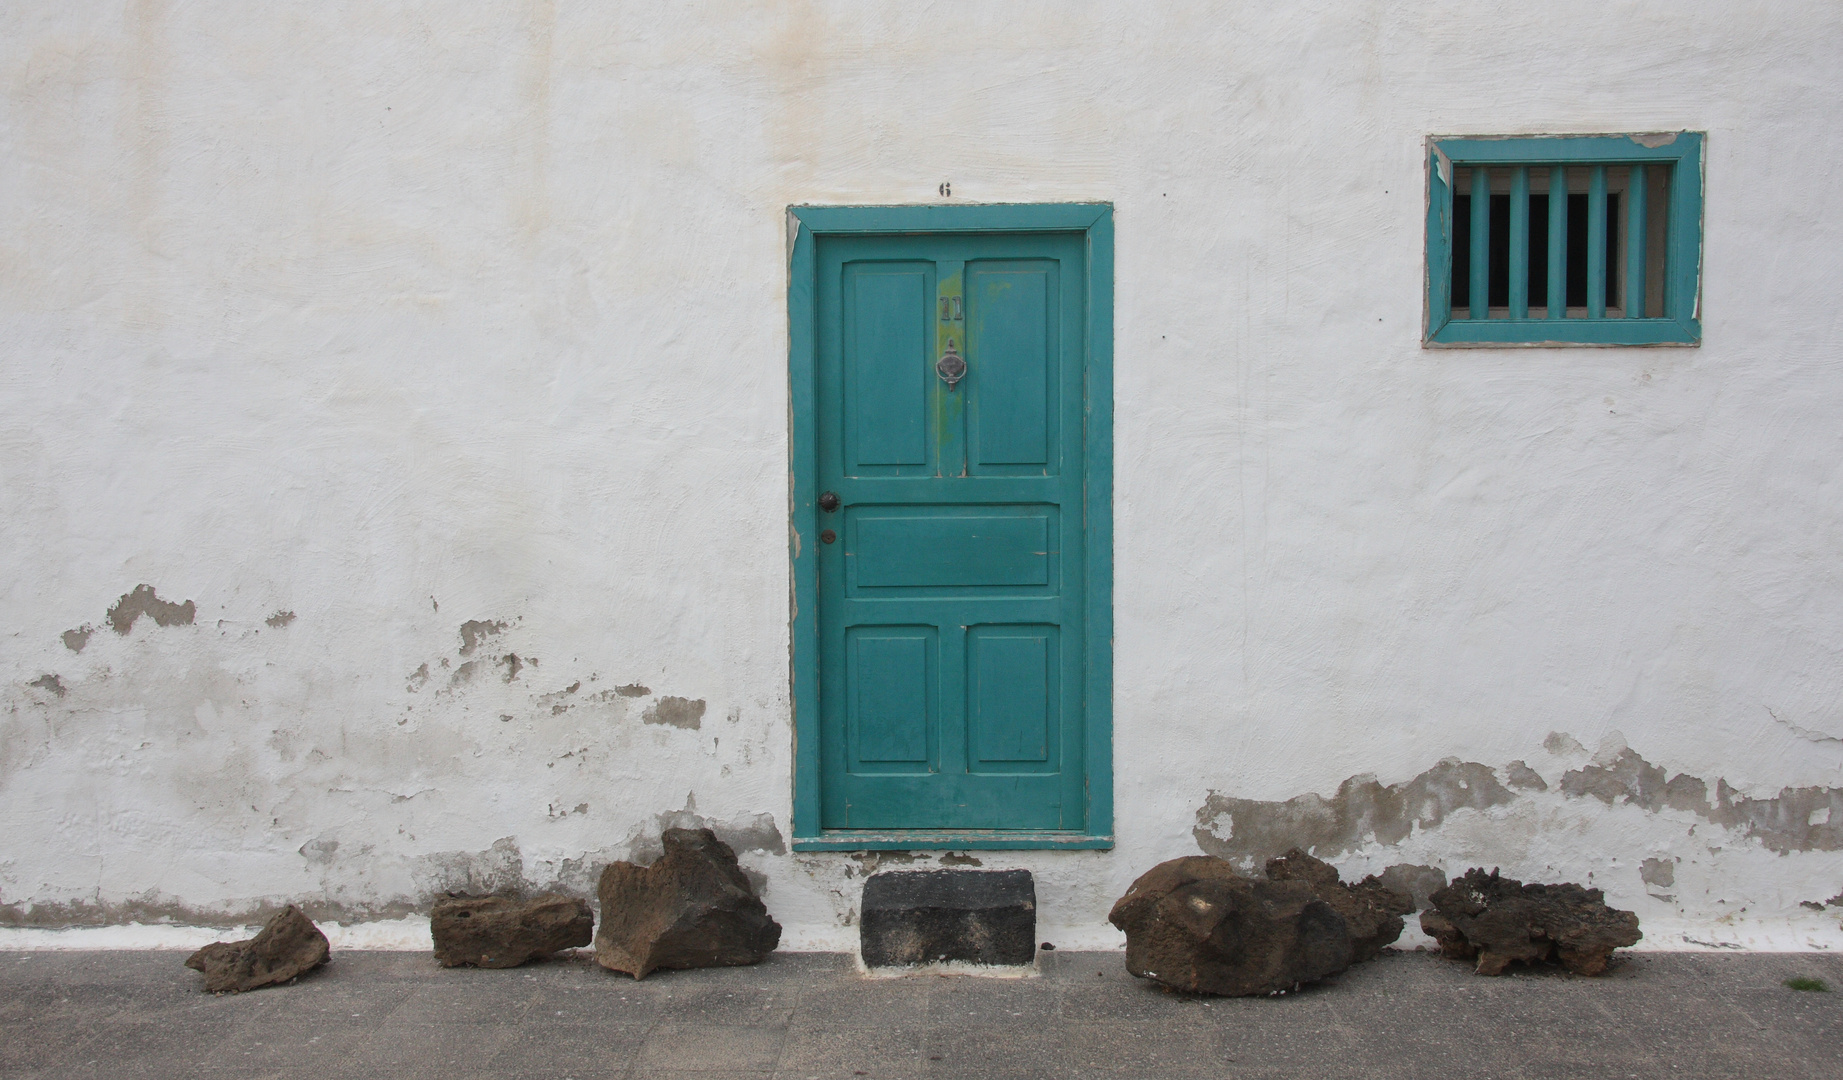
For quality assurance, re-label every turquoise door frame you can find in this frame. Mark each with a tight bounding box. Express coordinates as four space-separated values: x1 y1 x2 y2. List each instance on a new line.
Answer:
788 203 1113 851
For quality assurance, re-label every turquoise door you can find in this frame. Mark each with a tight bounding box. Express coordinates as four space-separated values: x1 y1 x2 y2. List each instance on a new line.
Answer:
814 231 1089 831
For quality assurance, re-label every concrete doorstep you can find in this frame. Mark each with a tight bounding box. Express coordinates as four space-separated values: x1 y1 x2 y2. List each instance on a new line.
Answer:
1 948 1839 1080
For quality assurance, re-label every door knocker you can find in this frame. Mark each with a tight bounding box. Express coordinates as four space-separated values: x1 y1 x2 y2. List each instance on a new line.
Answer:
936 339 966 390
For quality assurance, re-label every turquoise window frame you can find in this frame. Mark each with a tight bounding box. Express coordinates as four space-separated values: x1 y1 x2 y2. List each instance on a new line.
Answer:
1425 133 1704 347
785 203 1114 852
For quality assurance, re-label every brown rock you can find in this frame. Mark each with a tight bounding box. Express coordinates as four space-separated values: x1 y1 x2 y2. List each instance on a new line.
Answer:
1421 867 1642 975
1264 848 1414 962
1107 856 1353 996
185 906 329 993
431 893 594 968
594 827 781 979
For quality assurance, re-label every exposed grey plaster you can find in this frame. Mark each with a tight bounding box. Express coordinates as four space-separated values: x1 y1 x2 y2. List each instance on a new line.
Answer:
939 852 983 867
1640 856 1676 903
613 683 651 697
28 674 65 697
643 696 706 730
1503 760 1548 791
0 893 423 930
1561 748 1843 853
299 835 340 865
411 836 525 897
1196 741 1843 869
1377 863 1447 910
106 585 196 635
457 619 508 656
1193 758 1515 869
626 805 786 861
1544 731 1588 757
61 626 93 653
264 610 296 628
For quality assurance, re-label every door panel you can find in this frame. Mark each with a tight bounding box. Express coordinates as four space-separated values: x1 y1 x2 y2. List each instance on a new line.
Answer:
816 231 1087 832
968 625 1058 768
850 506 1054 591
966 261 1056 472
847 627 935 770
844 262 935 475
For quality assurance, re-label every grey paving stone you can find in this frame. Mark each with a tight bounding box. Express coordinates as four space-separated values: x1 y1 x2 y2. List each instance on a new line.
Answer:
5 950 1842 1080
639 1021 787 1072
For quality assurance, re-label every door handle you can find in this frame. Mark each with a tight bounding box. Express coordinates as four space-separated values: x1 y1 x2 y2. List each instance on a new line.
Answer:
936 340 966 389
818 491 840 512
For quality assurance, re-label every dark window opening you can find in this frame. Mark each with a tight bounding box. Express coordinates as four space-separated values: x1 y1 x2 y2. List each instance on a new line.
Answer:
1453 192 1618 313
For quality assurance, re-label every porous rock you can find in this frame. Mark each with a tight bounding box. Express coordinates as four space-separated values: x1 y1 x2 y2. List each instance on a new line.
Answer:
1421 867 1641 976
1108 856 1353 996
431 893 594 968
860 868 1036 968
185 906 330 993
1264 848 1414 962
594 827 781 979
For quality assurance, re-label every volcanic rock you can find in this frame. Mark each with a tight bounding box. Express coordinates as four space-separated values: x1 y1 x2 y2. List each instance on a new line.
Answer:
431 893 594 968
859 869 1036 968
1264 848 1414 962
185 906 330 993
594 827 781 979
1421 867 1642 975
1108 856 1353 996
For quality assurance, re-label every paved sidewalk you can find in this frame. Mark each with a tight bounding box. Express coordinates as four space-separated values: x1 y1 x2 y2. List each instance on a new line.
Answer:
2 948 1839 1080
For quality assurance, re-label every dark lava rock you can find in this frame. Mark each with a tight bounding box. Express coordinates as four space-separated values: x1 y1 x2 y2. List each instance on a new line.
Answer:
860 869 1035 968
1421 867 1642 975
185 906 330 993
594 827 781 979
1108 856 1353 996
1264 848 1414 962
431 893 594 968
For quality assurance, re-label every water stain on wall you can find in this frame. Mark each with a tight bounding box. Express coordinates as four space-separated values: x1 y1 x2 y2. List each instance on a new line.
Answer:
643 696 706 730
105 584 195 634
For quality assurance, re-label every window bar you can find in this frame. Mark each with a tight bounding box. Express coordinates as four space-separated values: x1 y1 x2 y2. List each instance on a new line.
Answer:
1547 166 1567 319
1508 167 1529 319
1626 163 1647 319
1587 166 1607 319
1469 167 1490 320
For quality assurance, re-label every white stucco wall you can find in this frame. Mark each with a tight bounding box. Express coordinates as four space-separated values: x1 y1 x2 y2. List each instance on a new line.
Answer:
3 1 1840 952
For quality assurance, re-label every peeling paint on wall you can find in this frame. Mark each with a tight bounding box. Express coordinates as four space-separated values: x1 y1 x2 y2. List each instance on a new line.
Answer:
457 620 508 656
27 674 66 697
105 585 195 635
61 626 93 653
1195 738 1843 869
1193 758 1515 868
643 696 706 730
1560 748 1843 854
264 610 296 628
